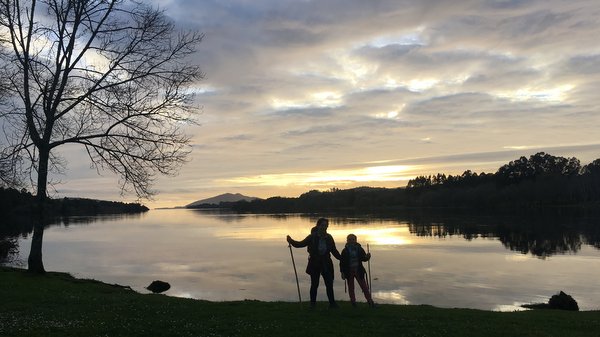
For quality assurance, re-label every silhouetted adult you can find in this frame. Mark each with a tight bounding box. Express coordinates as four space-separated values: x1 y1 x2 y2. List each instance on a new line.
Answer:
287 217 341 308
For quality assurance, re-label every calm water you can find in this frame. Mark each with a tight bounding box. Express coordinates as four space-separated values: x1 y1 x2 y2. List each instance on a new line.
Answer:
4 209 600 311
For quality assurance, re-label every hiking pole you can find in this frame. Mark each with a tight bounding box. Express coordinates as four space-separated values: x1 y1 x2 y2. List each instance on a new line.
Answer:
288 243 302 304
367 243 372 295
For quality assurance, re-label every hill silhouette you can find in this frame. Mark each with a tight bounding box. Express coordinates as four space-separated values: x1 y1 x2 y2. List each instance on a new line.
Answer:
226 152 600 213
185 193 260 208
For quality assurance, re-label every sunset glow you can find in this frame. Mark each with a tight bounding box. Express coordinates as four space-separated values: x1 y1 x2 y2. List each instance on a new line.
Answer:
222 165 419 188
37 0 600 208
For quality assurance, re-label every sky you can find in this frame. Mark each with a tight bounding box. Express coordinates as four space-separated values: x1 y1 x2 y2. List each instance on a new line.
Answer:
52 0 600 208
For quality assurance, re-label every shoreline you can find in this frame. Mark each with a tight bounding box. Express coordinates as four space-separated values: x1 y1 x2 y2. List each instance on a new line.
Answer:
2 266 600 337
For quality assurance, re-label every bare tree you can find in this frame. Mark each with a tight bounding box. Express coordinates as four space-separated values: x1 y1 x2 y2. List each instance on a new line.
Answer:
0 0 203 273
0 148 23 187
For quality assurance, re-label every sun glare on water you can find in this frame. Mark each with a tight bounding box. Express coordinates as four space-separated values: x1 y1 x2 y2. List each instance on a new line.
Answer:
328 227 413 247
213 221 413 248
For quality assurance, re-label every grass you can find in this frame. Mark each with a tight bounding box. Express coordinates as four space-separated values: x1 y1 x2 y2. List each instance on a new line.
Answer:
1 267 599 337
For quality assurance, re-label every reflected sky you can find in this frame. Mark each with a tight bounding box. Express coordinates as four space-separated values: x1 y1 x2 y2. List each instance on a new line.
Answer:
7 209 600 311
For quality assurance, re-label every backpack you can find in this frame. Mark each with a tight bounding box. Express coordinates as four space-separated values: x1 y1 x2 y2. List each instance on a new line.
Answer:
347 244 360 269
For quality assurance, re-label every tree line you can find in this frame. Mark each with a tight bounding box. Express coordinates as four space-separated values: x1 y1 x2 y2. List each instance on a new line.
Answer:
0 187 148 220
220 152 600 213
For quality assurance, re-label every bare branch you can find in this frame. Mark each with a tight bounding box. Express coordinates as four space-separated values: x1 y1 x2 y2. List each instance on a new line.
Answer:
0 0 203 198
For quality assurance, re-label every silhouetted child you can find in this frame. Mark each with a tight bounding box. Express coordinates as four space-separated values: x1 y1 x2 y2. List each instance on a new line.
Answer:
340 234 375 307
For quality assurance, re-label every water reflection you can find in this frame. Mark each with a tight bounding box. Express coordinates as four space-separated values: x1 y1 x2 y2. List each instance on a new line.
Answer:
0 217 33 265
3 209 600 311
0 236 20 265
401 212 600 259
0 213 144 265
194 211 600 258
7 210 599 260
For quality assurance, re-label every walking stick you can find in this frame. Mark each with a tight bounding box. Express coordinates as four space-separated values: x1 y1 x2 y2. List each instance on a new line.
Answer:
367 243 372 295
288 243 302 303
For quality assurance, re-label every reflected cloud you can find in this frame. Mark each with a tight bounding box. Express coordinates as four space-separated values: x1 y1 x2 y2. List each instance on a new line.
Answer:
328 226 413 247
374 290 410 305
504 255 530 262
170 292 195 299
154 263 193 273
8 209 600 310
190 209 600 259
492 303 529 312
211 219 414 248
213 226 287 241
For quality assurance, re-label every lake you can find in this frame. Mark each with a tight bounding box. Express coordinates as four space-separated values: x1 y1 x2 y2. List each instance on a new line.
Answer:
3 208 600 311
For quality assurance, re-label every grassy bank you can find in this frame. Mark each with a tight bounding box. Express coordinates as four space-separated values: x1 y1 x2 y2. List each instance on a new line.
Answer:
1 267 599 337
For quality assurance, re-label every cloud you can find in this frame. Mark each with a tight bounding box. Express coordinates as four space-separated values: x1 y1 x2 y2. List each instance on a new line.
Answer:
32 0 600 207
563 54 600 76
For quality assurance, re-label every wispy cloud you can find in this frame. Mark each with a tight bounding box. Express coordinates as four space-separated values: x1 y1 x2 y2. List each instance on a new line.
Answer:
221 164 420 188
51 0 600 207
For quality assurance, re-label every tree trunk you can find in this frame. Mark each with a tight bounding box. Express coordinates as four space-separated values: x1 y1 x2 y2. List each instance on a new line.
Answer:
27 223 45 274
27 149 49 274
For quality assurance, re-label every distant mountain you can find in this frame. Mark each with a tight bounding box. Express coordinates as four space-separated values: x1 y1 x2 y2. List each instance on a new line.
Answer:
185 193 260 208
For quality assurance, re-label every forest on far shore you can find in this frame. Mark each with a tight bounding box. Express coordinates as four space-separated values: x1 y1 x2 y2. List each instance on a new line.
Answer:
213 152 600 213
0 188 148 220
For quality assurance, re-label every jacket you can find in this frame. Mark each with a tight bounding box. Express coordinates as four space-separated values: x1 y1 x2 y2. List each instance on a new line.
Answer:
340 242 369 279
289 232 341 276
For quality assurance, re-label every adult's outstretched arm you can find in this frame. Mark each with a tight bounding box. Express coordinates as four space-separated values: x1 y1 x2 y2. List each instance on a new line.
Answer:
287 234 310 248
